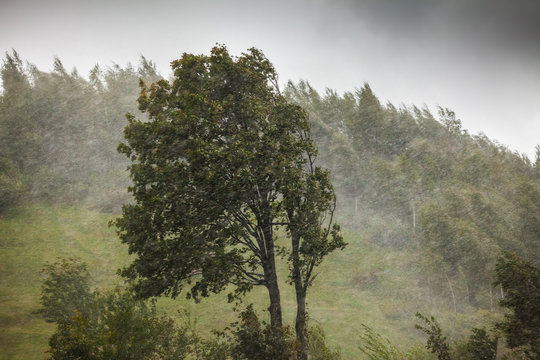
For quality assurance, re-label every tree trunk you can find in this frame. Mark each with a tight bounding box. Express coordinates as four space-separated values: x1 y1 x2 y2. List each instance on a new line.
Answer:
295 285 308 360
262 212 283 329
489 285 493 312
445 273 457 313
290 225 308 360
411 198 416 233
264 263 283 329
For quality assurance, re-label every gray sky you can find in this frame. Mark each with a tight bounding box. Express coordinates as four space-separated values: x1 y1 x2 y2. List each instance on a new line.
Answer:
1 0 539 158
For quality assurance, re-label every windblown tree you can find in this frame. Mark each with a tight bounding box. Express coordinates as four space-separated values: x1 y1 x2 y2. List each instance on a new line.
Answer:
115 46 343 359
495 253 540 359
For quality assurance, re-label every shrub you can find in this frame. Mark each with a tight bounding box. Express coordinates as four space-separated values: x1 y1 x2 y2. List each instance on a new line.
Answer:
415 313 451 360
37 258 93 323
38 258 190 360
228 305 298 360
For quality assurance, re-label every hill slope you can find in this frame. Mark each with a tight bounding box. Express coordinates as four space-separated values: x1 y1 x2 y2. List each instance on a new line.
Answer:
0 205 500 359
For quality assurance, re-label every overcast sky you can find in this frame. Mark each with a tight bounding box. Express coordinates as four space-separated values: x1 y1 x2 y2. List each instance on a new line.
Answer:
1 0 539 158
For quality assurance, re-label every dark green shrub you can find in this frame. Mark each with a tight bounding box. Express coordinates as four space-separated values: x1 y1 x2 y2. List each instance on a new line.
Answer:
465 328 497 360
47 288 190 360
228 305 298 360
38 258 190 360
495 253 540 359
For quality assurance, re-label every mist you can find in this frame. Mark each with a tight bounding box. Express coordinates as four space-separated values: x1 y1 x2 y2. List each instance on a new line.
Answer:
1 0 539 157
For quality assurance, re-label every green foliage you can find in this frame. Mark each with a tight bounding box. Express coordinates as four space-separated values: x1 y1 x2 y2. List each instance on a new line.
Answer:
37 258 93 323
495 253 540 359
227 305 298 360
38 258 190 360
417 188 501 308
463 328 497 360
116 45 322 300
284 81 536 309
0 50 160 211
115 47 342 360
514 180 540 263
358 324 406 360
47 288 190 360
415 313 451 360
345 83 385 155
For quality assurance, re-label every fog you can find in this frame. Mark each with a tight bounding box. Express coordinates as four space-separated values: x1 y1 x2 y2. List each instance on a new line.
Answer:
1 0 538 158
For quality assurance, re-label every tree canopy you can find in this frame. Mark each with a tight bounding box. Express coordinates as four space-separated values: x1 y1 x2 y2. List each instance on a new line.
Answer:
115 47 344 355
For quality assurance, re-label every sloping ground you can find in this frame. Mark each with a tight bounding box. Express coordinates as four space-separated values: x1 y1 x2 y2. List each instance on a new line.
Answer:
0 205 497 359
0 205 131 360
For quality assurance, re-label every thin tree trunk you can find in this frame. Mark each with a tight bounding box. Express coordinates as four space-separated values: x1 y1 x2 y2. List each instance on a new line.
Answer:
411 198 416 233
489 285 494 312
290 222 308 360
445 273 457 313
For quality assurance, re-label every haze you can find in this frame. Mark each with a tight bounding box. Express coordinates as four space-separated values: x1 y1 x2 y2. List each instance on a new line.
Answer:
1 0 538 158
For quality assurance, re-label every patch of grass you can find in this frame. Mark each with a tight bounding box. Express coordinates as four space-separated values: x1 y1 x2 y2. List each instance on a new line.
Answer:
0 204 131 360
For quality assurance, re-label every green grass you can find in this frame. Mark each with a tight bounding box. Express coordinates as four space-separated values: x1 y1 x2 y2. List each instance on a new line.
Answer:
0 205 131 360
0 204 498 359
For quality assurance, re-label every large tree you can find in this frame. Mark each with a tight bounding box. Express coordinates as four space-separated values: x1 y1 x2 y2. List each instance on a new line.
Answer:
115 46 343 358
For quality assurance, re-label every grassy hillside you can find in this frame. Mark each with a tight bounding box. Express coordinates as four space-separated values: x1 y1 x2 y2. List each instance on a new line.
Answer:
0 204 500 359
0 205 131 359
2 52 533 359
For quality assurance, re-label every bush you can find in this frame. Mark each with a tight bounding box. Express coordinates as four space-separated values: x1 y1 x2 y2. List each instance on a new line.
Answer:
227 305 298 360
495 253 540 359
38 258 190 360
47 288 190 360
37 258 93 323
464 328 497 360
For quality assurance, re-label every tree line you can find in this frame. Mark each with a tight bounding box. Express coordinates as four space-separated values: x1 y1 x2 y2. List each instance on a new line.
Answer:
1 46 539 359
285 80 540 312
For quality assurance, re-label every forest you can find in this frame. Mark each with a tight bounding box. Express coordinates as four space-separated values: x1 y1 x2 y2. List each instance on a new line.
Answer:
1 47 539 360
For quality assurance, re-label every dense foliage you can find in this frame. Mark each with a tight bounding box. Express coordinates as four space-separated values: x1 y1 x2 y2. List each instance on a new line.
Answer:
0 50 160 212
495 253 540 358
38 259 191 360
36 258 92 324
285 81 540 312
114 46 344 360
38 259 341 360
